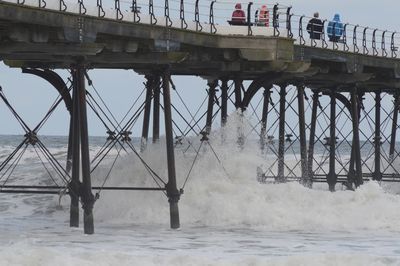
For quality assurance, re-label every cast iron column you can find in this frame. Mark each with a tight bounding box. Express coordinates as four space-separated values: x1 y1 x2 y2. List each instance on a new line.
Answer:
351 88 363 187
152 76 160 143
260 87 271 151
277 85 286 182
77 65 95 234
373 90 382 181
327 89 337 192
162 69 180 229
221 79 228 127
205 79 218 134
306 91 319 187
141 75 153 151
389 93 399 160
234 79 242 109
297 85 308 185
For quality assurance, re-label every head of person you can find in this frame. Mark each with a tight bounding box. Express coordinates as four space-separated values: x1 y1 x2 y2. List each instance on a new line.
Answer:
333 13 340 22
235 3 242 10
261 5 267 11
313 12 319 18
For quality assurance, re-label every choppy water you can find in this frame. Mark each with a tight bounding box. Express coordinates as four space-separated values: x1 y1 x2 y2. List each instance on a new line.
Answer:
1 116 400 265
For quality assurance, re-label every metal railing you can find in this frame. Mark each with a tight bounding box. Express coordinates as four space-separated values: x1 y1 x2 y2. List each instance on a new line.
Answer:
4 0 400 59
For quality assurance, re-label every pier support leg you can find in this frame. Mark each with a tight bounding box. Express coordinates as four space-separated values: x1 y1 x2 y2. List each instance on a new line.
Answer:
77 65 95 234
205 79 218 134
260 87 271 152
298 85 308 185
277 85 286 182
327 89 337 192
141 75 153 151
373 91 382 181
152 76 160 143
221 79 228 127
69 69 81 228
351 88 363 187
162 69 180 229
234 79 242 109
306 91 319 188
389 93 399 161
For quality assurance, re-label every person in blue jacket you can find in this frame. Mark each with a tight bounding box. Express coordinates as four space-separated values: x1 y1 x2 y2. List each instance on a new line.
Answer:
327 13 343 42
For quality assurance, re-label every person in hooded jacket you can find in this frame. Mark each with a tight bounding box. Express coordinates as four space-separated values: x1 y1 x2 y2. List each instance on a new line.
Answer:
306 12 323 39
327 13 343 42
257 5 269 27
231 3 246 24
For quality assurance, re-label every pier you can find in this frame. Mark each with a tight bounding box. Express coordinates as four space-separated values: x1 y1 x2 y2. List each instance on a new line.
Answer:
1 0 400 234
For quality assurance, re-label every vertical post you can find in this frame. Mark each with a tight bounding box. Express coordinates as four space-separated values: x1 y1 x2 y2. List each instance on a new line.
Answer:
260 87 271 151
69 69 80 228
373 90 382 181
389 93 399 160
277 85 286 182
306 91 319 187
205 79 218 134
66 118 73 174
327 89 337 192
297 85 308 184
351 88 363 187
141 75 153 151
77 65 95 234
162 69 180 229
220 79 228 127
152 76 160 143
234 79 242 109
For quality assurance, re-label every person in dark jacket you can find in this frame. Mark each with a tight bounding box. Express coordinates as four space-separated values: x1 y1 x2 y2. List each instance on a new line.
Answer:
306 12 323 40
327 13 343 42
231 3 246 24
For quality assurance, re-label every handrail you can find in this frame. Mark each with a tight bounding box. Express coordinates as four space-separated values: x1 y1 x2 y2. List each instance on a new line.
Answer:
97 0 104 18
195 0 202 32
209 1 217 34
149 0 157 25
180 0 187 29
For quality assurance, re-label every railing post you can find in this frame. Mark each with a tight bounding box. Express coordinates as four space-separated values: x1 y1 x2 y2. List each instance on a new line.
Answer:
209 1 217 34
272 4 279 37
78 0 86 15
115 0 123 20
131 0 141 23
286 7 293 38
343 23 349 51
363 27 369 55
180 0 187 29
382 31 388 57
321 20 328 48
391 32 397 58
97 0 105 17
353 25 359 53
299 16 305 45
195 0 202 32
165 0 172 27
149 0 157 25
372 29 378 56
39 0 46 8
247 2 253 36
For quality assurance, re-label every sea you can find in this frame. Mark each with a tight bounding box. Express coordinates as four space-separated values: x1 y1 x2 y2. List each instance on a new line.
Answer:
1 116 400 266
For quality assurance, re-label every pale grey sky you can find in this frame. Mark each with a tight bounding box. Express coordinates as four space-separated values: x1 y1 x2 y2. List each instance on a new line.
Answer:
0 0 399 136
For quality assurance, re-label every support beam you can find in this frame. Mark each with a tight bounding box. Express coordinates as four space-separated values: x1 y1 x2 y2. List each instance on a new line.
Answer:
162 69 180 229
152 76 160 143
220 78 228 127
389 93 399 160
306 90 319 187
277 85 286 182
327 89 337 192
69 69 80 228
297 85 308 185
77 65 95 234
205 79 218 134
350 88 363 187
260 87 271 151
373 90 382 181
234 79 242 109
141 75 153 151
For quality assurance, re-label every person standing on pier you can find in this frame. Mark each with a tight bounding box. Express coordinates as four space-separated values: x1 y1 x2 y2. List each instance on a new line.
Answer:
327 13 343 42
307 12 323 39
231 3 246 24
257 5 270 27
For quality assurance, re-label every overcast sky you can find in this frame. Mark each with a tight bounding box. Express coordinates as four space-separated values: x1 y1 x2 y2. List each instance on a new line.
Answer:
0 0 399 136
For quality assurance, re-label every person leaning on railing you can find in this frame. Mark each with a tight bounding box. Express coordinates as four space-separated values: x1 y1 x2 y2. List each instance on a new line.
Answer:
231 3 246 25
327 13 344 42
306 12 323 40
